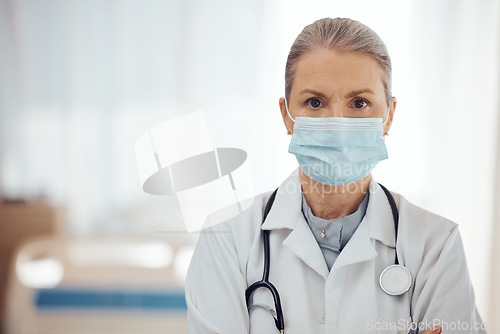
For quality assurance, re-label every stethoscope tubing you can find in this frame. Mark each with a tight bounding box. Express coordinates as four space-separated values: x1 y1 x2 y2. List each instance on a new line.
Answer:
378 183 400 264
245 188 284 331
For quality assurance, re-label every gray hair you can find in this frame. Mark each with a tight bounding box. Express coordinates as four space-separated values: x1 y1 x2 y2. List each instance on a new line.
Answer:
285 17 392 105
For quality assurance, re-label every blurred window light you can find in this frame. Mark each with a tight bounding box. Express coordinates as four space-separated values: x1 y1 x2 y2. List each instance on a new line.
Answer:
16 257 64 289
173 246 195 284
67 240 174 269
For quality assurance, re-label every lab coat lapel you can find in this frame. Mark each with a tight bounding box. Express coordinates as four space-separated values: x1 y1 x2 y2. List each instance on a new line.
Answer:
331 217 377 271
261 167 330 279
283 216 330 280
331 180 396 271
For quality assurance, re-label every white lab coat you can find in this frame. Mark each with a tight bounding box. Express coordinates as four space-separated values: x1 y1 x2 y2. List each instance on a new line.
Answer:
185 168 485 333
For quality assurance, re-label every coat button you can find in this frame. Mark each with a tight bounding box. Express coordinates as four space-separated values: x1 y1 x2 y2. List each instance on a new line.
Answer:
315 310 325 324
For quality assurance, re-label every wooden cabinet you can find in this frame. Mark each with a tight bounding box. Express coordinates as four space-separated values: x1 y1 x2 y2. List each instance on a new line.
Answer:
0 201 65 334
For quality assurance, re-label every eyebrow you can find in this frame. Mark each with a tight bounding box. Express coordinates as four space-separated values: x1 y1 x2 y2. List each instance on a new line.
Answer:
345 89 375 99
299 88 375 99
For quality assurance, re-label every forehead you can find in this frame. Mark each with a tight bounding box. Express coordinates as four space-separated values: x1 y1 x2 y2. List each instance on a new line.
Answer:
292 49 385 96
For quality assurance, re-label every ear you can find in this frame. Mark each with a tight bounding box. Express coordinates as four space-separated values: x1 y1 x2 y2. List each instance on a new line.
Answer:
279 97 294 135
383 96 397 136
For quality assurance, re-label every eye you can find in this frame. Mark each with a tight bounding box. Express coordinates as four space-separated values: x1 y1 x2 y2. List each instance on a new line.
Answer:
350 98 369 109
306 98 325 109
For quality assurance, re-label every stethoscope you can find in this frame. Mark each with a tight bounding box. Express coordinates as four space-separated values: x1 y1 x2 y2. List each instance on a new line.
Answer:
245 183 413 334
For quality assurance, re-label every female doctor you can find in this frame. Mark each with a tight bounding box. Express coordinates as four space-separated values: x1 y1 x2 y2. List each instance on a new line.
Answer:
185 17 486 334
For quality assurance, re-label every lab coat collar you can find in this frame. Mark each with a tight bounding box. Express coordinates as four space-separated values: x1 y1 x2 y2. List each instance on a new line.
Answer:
260 167 303 231
260 167 397 279
366 180 397 249
261 167 330 278
261 167 396 248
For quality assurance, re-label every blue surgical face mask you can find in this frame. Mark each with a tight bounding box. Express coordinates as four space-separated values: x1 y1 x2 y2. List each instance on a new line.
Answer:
285 97 389 186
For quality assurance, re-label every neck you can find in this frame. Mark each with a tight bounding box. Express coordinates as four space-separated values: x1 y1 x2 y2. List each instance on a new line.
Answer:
299 168 371 220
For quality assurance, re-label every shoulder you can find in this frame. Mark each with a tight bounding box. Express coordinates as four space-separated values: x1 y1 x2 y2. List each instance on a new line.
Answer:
391 191 461 264
196 190 273 269
203 190 272 235
394 191 457 234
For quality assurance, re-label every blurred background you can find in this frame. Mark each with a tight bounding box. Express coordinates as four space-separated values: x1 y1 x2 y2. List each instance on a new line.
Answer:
0 0 499 333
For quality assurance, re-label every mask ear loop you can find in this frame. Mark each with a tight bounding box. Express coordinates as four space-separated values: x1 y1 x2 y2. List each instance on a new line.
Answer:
383 108 391 137
284 97 296 123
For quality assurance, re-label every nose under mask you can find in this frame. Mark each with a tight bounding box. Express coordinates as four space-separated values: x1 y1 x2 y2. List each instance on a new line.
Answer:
285 97 389 185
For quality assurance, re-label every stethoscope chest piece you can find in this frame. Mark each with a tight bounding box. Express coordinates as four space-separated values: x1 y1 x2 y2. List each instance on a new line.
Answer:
379 264 413 296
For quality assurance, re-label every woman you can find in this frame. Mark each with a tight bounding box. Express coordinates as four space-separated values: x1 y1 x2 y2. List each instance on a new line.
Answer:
185 17 485 334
